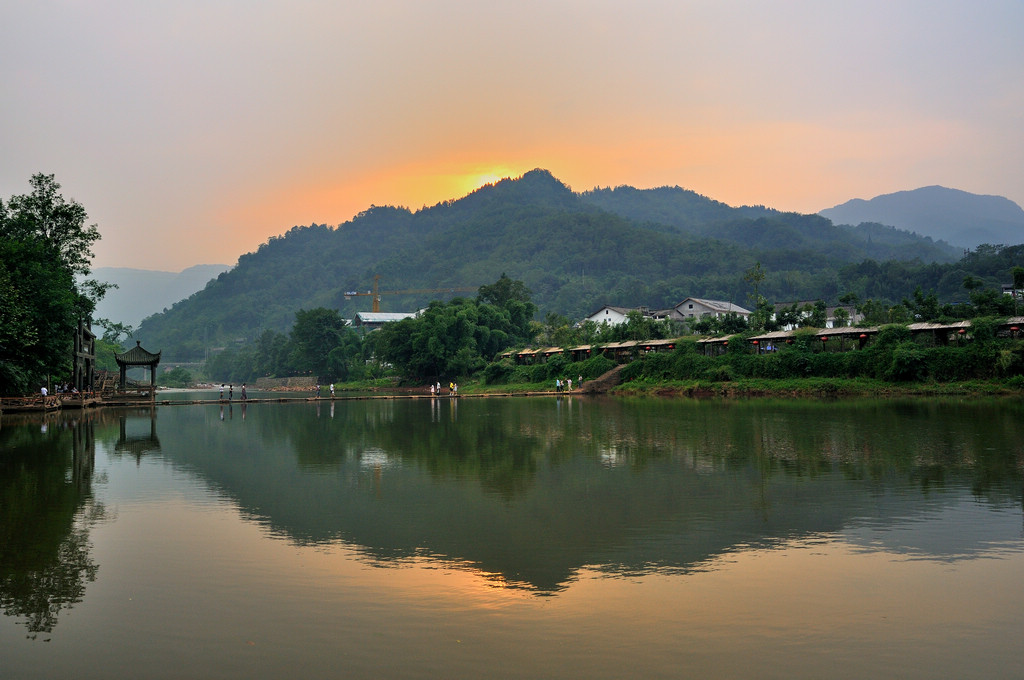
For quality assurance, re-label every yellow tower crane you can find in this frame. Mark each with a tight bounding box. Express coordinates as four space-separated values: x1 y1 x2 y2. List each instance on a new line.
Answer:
344 275 479 312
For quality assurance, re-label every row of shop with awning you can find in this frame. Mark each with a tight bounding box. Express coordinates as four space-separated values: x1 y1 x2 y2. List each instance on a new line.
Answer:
699 317 1024 355
498 317 1024 363
497 338 680 364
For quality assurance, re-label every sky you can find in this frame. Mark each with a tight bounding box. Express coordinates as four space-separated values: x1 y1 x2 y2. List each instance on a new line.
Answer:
3 0 1022 272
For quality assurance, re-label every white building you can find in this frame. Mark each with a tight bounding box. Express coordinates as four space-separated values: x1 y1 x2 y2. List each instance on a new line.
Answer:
583 305 677 327
673 298 752 321
353 311 419 330
584 305 641 327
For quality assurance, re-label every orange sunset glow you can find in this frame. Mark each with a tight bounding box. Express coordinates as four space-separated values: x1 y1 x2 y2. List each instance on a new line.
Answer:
2 1 1021 271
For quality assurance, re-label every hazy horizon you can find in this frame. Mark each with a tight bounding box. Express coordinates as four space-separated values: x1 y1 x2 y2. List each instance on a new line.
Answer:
3 1 1022 271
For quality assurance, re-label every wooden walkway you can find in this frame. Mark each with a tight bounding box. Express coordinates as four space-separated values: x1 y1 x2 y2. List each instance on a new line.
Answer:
0 395 64 413
153 392 574 406
3 382 606 414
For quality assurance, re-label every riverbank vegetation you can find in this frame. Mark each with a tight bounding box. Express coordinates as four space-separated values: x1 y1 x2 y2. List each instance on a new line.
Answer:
611 376 1024 399
617 321 1023 385
200 265 1024 399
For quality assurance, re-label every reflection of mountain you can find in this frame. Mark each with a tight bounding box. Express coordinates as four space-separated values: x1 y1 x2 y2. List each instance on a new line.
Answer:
153 398 1023 592
0 416 100 634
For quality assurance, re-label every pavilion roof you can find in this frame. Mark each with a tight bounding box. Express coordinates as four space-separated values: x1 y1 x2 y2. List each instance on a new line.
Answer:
115 341 162 365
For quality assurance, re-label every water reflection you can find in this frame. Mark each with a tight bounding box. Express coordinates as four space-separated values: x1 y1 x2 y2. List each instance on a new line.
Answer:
112 408 161 464
0 413 102 635
144 397 1023 592
2 396 1022 639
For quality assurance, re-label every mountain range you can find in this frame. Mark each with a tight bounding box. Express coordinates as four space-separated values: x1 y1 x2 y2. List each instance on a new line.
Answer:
118 170 1021 359
819 186 1024 250
91 264 231 329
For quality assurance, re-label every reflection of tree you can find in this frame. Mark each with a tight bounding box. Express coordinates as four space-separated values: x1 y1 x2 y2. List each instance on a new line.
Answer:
272 400 545 499
0 416 101 634
153 398 1024 593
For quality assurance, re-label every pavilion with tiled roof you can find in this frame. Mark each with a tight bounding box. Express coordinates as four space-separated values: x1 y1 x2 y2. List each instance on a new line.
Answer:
114 340 162 392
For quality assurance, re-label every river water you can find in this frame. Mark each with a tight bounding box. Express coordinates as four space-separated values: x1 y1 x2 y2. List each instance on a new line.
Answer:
2 395 1022 679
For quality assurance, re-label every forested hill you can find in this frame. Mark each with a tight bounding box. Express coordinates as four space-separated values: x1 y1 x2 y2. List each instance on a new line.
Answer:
134 169 1008 359
581 185 960 262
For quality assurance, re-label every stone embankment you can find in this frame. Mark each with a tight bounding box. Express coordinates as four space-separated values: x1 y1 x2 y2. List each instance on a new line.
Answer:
578 364 627 394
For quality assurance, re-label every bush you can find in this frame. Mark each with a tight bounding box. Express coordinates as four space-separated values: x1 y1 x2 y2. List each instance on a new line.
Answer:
724 353 758 378
579 354 616 379
530 362 550 383
545 354 569 380
924 346 974 381
639 352 675 379
483 359 515 385
886 341 927 381
808 352 848 378
703 364 734 382
672 352 712 380
772 345 808 376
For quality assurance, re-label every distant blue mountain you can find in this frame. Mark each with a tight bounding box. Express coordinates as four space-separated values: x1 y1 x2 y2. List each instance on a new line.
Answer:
91 264 231 328
819 186 1024 249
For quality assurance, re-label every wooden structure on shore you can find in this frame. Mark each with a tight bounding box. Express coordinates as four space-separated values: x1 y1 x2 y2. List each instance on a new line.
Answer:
73 320 97 392
0 395 64 413
114 341 161 395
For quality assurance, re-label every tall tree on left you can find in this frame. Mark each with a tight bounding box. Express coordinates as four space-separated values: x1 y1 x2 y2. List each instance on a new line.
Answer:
0 174 108 394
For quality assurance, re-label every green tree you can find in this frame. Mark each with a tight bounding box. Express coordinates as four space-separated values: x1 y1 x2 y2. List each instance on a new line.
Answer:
1 175 106 393
476 273 536 340
375 275 536 380
94 319 135 344
901 287 941 322
539 312 573 347
289 308 347 379
775 302 802 329
962 275 983 292
807 300 827 328
3 174 101 278
857 299 890 326
744 262 767 330
157 367 193 388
